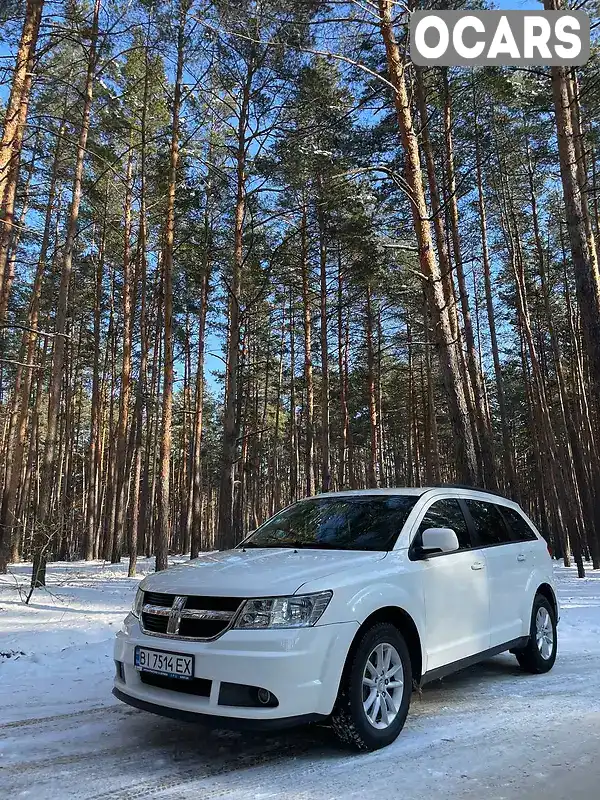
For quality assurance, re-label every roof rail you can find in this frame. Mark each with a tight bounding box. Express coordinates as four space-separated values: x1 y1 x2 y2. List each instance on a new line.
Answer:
432 483 508 499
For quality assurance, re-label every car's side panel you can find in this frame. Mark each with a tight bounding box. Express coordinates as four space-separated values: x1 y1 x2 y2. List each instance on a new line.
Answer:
481 542 531 644
411 549 491 670
457 495 558 642
396 489 557 670
402 493 493 670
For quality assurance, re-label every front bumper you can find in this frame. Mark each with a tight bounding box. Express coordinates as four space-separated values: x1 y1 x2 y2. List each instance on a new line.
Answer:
113 615 358 723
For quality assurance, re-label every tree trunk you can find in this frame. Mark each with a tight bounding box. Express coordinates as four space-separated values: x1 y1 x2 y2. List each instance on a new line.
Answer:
365 284 378 488
217 59 252 550
128 37 151 577
289 290 299 502
442 69 496 490
190 266 209 558
0 0 44 313
156 1 188 571
337 248 349 488
473 87 516 497
317 191 331 493
112 150 134 563
0 131 47 571
30 0 100 590
299 202 314 497
376 0 478 483
544 0 600 415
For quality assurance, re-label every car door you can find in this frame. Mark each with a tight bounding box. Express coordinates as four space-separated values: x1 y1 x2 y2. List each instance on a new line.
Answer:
462 499 531 646
410 497 490 672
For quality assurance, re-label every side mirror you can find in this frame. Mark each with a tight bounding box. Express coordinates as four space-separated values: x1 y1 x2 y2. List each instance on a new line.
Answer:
419 527 460 556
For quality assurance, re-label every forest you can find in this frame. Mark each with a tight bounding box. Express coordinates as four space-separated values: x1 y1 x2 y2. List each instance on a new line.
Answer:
0 0 599 588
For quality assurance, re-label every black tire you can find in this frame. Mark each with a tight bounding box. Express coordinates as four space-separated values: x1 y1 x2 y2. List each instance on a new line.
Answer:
514 594 557 674
330 622 412 752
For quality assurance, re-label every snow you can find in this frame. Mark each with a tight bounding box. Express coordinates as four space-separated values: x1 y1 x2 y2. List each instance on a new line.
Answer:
1 560 600 799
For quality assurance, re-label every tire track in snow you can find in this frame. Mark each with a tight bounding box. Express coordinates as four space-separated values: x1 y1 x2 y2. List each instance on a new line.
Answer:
0 703 120 733
87 729 333 800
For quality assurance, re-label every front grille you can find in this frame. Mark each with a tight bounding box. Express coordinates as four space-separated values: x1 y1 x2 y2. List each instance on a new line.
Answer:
185 596 241 612
145 592 175 607
141 612 169 633
140 671 211 697
140 592 243 640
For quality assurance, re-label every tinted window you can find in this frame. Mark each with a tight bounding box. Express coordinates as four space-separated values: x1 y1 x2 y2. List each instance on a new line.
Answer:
500 507 537 542
242 496 419 552
466 500 513 546
417 499 471 550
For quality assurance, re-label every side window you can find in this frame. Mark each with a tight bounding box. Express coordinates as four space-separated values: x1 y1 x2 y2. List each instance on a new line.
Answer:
416 499 471 550
499 507 538 542
465 500 513 546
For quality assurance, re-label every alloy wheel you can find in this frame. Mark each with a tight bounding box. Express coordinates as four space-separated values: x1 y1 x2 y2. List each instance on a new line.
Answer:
535 606 554 660
362 642 404 730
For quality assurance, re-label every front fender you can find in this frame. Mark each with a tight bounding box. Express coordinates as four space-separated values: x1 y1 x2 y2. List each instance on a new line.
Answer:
340 575 427 672
300 551 427 670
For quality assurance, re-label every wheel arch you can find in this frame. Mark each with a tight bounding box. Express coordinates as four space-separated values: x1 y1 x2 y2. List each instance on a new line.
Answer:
536 582 559 620
341 606 423 686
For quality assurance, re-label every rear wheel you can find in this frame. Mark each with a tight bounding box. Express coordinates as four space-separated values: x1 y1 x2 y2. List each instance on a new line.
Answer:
331 622 412 751
514 594 557 674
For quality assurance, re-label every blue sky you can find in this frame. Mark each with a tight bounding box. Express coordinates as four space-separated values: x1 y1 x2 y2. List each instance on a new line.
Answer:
495 0 543 7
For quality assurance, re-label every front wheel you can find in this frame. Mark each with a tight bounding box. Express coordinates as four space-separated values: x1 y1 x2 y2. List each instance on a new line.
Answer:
331 622 412 751
514 594 557 674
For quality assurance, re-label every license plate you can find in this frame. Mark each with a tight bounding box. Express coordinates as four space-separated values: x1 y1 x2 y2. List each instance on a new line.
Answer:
134 646 194 680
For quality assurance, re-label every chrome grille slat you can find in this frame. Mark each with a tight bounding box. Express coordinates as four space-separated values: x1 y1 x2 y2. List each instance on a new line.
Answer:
141 605 235 621
142 605 172 616
140 592 243 641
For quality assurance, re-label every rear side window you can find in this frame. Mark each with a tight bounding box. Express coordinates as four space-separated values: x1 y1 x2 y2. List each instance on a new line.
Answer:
500 507 538 542
417 499 472 550
465 500 513 546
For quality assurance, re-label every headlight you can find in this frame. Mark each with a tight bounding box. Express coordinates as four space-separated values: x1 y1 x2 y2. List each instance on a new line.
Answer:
234 591 332 630
132 587 144 618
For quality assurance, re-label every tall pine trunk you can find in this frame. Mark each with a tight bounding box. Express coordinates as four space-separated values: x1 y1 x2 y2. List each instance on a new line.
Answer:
300 202 314 496
112 151 134 563
544 0 600 414
0 0 44 313
473 88 516 497
442 70 496 489
30 0 100 590
376 1 478 483
217 59 253 549
156 1 188 571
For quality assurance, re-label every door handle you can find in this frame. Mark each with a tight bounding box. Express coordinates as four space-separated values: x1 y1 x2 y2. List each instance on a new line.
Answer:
517 554 526 562
471 561 485 571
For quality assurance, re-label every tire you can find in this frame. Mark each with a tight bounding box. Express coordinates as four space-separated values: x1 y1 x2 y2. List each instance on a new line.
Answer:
330 622 412 752
514 594 557 674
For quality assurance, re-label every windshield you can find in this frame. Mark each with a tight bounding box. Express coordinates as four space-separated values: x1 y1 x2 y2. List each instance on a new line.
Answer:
240 496 419 552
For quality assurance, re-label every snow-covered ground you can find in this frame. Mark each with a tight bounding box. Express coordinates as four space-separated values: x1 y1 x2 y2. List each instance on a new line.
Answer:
1 560 599 799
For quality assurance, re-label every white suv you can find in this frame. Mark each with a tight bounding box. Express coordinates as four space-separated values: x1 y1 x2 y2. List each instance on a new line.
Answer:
113 487 558 751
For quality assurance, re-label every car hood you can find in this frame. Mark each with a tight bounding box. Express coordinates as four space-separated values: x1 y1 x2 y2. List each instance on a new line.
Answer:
140 549 388 597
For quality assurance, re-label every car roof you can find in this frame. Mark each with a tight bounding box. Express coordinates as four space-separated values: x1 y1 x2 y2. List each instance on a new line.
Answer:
311 486 514 503
312 488 427 499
